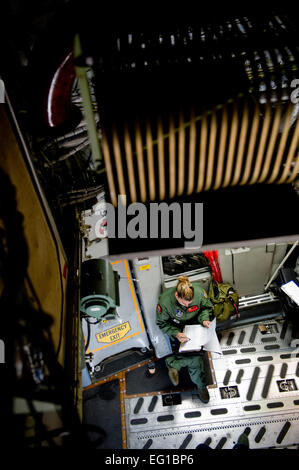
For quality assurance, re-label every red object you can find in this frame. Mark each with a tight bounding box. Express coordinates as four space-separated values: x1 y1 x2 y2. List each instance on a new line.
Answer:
44 51 76 128
188 305 199 312
233 302 240 318
203 250 223 283
63 263 68 280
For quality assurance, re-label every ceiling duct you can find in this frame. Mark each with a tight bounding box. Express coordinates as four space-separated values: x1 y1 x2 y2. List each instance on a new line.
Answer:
77 13 299 206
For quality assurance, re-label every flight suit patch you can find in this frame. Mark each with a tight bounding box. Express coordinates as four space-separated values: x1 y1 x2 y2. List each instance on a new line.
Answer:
176 309 183 317
188 305 199 312
157 304 162 313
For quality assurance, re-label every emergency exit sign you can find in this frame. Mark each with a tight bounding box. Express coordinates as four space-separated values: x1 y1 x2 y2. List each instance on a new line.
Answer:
96 321 131 344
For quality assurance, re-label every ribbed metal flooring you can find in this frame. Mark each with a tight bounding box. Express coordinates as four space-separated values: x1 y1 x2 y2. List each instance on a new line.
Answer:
125 319 299 449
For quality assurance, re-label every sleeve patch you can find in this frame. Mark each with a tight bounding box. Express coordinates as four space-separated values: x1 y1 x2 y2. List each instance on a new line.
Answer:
157 304 162 313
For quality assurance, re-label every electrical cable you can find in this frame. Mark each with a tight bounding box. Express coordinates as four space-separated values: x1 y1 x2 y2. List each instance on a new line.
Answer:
231 249 235 285
85 318 91 351
82 316 101 352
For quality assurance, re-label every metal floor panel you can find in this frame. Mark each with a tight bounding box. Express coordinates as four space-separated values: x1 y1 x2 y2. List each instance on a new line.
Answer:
216 319 293 352
125 319 299 449
126 402 299 449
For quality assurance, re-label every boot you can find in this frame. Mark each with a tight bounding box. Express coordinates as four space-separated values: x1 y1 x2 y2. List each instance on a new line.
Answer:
197 386 210 404
234 432 249 449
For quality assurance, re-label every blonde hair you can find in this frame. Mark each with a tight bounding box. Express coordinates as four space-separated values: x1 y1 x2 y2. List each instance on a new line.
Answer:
176 275 194 301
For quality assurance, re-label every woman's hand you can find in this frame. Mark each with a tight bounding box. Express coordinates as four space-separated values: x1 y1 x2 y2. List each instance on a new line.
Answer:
176 332 190 343
203 320 211 328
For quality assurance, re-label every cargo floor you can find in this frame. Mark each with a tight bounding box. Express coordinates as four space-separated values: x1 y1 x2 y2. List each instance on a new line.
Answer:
83 353 212 449
83 318 299 449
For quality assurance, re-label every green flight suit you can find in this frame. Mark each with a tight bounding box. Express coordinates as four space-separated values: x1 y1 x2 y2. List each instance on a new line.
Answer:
156 284 213 389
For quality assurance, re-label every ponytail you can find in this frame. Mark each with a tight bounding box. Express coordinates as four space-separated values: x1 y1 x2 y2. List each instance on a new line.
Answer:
176 275 194 301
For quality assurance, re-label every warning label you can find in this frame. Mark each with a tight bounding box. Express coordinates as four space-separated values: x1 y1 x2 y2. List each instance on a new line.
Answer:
139 264 150 271
96 322 131 344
